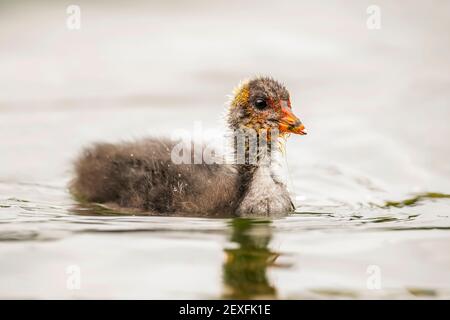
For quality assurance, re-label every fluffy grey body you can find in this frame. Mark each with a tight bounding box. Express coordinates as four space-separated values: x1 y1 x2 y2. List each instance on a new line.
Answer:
71 138 294 217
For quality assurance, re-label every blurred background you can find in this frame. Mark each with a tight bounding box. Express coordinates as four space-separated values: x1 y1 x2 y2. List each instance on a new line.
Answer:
1 0 449 201
0 0 449 299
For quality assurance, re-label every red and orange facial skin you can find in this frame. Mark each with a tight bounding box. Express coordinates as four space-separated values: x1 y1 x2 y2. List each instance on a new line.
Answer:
228 77 306 136
257 97 306 135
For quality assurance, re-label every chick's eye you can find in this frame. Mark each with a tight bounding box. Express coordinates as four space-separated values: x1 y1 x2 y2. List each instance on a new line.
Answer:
254 98 267 110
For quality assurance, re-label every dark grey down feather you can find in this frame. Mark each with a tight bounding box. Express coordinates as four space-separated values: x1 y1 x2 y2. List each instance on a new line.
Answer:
71 138 243 216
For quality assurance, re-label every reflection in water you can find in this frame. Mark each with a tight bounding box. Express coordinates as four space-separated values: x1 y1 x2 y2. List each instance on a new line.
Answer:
382 192 450 208
222 219 279 299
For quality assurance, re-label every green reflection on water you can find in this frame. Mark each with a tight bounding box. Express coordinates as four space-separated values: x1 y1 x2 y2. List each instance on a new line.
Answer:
383 192 450 208
222 218 279 299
